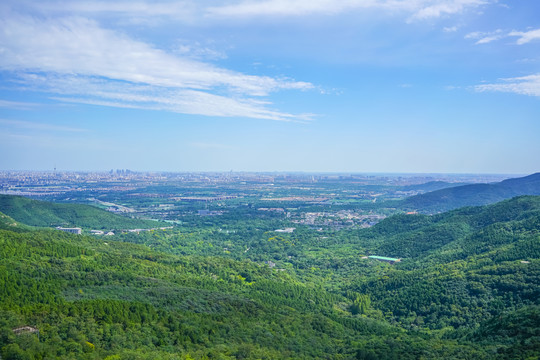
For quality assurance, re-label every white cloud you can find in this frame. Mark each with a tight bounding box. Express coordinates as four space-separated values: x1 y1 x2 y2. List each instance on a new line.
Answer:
443 26 459 32
464 31 481 38
207 0 362 17
409 0 488 21
13 0 493 21
464 29 504 44
0 15 311 96
174 41 227 61
30 74 313 121
475 35 502 44
509 28 540 45
465 27 540 46
475 74 540 97
0 14 313 120
206 0 492 21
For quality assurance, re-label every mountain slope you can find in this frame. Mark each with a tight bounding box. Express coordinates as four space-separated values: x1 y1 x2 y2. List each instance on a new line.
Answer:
0 211 31 232
401 181 468 192
367 195 540 262
0 221 489 359
0 194 161 230
348 196 540 343
401 172 540 212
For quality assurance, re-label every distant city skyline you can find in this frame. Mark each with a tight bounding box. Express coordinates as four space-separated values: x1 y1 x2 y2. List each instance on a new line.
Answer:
1 0 539 174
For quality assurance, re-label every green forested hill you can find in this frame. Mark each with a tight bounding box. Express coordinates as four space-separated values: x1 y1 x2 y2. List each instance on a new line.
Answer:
345 196 540 357
0 226 488 359
400 172 540 213
0 211 31 232
0 195 161 230
369 195 540 260
0 196 539 359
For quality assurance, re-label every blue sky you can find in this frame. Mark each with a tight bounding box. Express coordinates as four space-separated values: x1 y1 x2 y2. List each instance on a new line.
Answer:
0 0 539 174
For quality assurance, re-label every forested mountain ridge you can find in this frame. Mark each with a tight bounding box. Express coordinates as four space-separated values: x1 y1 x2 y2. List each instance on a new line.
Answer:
0 224 488 359
346 196 540 357
0 195 539 358
368 195 540 260
0 194 161 230
400 172 540 213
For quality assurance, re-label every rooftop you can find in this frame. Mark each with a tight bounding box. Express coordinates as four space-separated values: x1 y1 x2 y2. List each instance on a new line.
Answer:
368 256 401 262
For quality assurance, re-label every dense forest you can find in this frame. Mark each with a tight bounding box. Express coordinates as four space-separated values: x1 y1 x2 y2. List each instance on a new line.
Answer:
0 194 539 359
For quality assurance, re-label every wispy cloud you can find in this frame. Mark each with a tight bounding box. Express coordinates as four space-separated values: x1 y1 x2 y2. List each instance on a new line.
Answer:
475 35 502 44
206 0 492 21
475 74 540 97
0 118 88 132
409 0 489 21
509 28 540 45
0 13 313 121
0 100 40 110
51 90 315 122
17 0 493 21
0 132 33 141
174 41 228 61
37 1 192 15
20 0 198 23
464 30 504 44
19 74 314 121
465 27 540 45
443 26 459 32
0 15 311 95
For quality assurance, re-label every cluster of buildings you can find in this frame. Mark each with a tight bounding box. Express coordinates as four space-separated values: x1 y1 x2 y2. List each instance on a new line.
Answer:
291 211 385 228
57 226 172 236
275 227 295 233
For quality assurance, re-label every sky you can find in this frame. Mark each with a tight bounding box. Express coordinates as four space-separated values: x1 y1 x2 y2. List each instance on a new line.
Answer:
0 0 539 174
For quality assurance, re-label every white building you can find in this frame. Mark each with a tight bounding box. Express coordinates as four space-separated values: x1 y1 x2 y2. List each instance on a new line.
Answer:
56 227 82 235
